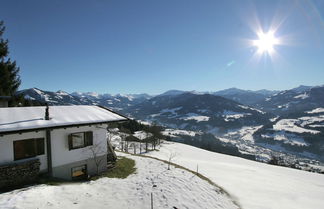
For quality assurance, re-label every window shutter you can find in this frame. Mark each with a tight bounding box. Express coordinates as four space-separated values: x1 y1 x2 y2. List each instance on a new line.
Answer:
89 131 93 146
68 134 73 150
36 138 45 155
85 131 93 146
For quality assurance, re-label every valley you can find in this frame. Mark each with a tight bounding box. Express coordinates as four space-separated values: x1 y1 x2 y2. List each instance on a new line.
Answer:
17 85 324 171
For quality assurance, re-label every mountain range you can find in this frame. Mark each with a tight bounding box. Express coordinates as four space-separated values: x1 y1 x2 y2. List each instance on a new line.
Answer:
127 92 271 133
18 88 151 111
16 85 324 162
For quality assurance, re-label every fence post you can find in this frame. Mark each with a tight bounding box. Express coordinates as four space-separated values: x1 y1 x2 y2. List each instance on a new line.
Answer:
196 164 199 175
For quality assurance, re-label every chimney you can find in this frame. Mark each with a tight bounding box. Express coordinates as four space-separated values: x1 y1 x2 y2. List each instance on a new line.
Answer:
45 103 50 120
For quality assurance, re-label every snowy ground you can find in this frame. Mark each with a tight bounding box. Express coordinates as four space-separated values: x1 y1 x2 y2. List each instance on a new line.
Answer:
0 154 239 209
147 142 324 209
261 131 308 146
273 119 320 134
162 128 200 137
224 125 262 142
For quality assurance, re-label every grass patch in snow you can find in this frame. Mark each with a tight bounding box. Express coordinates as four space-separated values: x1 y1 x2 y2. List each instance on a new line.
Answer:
37 177 68 186
93 157 136 180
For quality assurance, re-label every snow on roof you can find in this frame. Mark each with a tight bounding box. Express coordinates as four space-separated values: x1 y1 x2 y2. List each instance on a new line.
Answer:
0 105 127 133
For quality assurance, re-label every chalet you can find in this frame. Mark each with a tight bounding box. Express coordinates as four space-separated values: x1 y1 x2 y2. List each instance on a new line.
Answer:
0 105 128 184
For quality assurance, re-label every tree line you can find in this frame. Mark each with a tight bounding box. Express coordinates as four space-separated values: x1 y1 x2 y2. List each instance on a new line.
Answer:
109 120 168 154
0 21 43 107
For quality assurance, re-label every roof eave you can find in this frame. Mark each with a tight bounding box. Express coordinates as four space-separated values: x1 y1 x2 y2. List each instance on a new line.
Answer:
0 119 128 136
97 105 131 120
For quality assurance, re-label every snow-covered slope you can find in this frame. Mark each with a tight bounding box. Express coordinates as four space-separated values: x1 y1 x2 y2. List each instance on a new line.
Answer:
255 86 324 115
128 92 271 133
147 142 324 209
0 154 239 209
253 107 324 161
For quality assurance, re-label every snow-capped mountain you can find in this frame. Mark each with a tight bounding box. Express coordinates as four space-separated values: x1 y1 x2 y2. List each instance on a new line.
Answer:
71 91 102 99
18 88 95 105
213 88 279 105
17 88 152 110
127 92 271 133
255 85 324 115
290 85 313 93
17 85 324 163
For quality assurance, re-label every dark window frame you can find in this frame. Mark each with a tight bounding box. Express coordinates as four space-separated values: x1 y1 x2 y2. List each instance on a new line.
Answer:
68 131 93 150
13 138 45 161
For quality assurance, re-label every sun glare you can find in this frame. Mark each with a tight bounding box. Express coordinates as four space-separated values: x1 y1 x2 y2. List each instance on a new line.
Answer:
253 31 279 54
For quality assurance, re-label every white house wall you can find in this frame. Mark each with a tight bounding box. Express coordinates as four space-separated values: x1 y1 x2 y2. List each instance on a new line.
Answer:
51 125 108 168
0 124 109 179
0 131 48 172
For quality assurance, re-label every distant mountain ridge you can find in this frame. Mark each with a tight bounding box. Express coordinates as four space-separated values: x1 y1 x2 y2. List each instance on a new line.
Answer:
255 85 324 115
17 88 152 110
16 87 273 132
213 87 279 105
127 92 272 133
17 85 324 115
16 84 324 162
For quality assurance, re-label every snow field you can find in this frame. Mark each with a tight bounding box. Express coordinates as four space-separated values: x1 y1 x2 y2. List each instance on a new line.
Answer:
306 108 324 114
273 119 320 134
222 110 252 121
181 113 210 122
224 126 262 142
0 154 239 209
147 142 324 209
161 128 199 137
261 131 308 146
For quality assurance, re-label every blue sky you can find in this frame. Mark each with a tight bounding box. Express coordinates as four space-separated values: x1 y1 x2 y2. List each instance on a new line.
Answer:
1 0 324 94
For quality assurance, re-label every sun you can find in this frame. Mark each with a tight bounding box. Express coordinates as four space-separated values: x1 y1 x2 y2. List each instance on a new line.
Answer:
253 31 279 54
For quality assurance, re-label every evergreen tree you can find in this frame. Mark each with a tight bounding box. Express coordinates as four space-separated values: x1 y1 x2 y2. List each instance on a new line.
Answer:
0 21 21 96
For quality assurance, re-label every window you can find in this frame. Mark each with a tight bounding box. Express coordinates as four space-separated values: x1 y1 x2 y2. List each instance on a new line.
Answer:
68 131 93 150
14 138 45 161
71 165 87 180
71 132 84 149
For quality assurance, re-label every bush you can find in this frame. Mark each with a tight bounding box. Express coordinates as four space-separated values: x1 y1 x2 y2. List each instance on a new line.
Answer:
93 157 136 179
268 156 279 165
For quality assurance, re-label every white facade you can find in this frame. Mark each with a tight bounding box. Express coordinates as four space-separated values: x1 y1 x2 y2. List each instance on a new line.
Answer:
0 124 109 179
0 131 48 171
0 105 127 180
51 125 108 168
